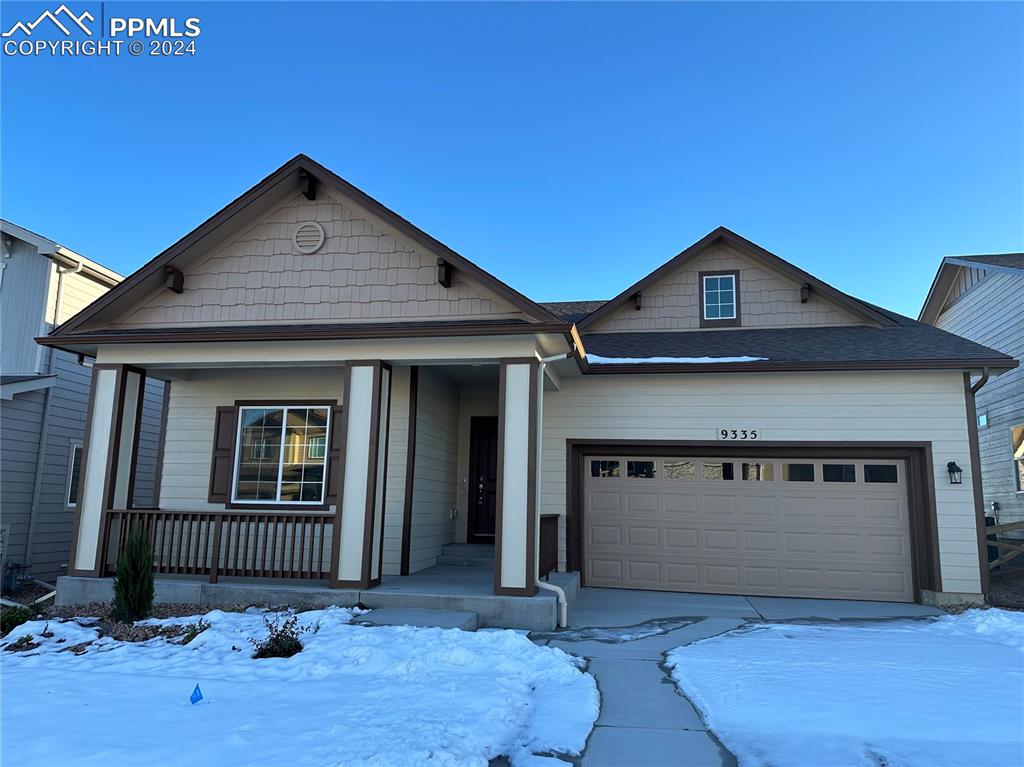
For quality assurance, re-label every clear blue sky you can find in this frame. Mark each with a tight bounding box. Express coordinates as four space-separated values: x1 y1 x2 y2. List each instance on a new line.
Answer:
2 1 1022 317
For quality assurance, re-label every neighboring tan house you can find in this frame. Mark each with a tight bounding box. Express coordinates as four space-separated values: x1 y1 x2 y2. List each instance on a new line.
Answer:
920 254 1024 560
39 155 1015 622
0 220 166 585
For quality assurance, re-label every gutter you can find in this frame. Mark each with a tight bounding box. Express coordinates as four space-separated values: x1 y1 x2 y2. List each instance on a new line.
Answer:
535 350 573 628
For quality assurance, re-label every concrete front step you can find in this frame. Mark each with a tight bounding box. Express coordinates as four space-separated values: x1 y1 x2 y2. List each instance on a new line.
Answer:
436 543 495 566
357 607 479 631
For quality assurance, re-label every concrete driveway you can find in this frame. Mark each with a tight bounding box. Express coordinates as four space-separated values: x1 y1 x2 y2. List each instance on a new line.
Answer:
532 588 942 767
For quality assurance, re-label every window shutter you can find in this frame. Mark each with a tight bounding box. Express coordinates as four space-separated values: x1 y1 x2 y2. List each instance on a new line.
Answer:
326 406 344 504
208 406 237 504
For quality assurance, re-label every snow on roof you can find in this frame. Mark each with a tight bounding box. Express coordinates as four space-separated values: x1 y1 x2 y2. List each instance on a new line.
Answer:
586 354 769 365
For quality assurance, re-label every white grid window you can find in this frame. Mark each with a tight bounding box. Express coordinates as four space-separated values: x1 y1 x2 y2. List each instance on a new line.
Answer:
233 406 330 504
703 274 736 320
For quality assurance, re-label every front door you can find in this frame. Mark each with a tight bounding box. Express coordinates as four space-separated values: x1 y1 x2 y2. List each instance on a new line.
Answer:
468 416 498 543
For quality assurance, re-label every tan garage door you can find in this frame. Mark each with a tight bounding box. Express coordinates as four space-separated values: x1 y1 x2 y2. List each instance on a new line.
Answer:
584 455 914 601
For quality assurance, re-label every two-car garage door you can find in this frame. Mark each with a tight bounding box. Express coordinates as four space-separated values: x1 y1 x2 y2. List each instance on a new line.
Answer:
584 454 914 601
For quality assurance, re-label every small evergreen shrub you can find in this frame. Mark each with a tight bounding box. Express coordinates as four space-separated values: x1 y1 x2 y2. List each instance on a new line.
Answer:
0 606 36 635
111 526 154 623
250 614 305 659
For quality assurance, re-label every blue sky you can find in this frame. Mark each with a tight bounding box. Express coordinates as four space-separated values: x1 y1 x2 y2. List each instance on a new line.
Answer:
2 1 1021 317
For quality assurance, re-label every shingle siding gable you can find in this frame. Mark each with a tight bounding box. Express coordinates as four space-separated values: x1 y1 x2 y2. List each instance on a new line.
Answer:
112 190 527 328
590 242 867 332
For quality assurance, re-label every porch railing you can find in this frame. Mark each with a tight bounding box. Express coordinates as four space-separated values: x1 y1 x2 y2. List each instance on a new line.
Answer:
103 510 334 582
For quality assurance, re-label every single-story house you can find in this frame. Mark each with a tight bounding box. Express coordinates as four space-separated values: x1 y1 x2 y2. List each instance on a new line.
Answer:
40 154 1017 614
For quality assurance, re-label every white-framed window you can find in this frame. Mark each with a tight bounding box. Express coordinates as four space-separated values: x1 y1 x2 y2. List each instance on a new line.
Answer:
232 405 330 504
702 274 737 320
66 443 83 508
1013 424 1024 492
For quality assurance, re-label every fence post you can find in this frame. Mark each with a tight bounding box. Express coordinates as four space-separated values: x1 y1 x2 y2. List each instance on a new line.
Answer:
209 516 223 584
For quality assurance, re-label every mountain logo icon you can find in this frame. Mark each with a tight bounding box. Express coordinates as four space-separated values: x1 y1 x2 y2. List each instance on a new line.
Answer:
2 4 94 38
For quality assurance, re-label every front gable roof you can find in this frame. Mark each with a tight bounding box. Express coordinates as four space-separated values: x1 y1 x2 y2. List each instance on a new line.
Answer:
50 154 562 338
577 227 895 331
919 253 1024 325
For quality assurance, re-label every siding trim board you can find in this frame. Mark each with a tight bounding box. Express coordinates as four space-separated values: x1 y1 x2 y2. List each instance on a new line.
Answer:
565 439 942 600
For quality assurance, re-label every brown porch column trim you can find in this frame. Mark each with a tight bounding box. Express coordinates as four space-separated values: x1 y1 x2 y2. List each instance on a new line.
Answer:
493 358 539 597
963 372 990 597
400 366 419 576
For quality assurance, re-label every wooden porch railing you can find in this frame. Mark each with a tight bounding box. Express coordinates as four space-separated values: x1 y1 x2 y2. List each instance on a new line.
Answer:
539 514 559 579
103 510 334 582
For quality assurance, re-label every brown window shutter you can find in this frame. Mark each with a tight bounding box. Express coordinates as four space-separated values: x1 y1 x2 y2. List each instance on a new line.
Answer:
208 406 237 504
326 405 344 503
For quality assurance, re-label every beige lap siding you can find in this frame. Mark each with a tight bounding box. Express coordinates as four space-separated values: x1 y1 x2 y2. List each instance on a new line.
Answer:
158 368 345 511
381 367 411 576
540 370 981 595
406 368 460 573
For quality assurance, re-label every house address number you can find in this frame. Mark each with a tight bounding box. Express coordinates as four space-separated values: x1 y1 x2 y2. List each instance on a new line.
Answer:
718 428 759 440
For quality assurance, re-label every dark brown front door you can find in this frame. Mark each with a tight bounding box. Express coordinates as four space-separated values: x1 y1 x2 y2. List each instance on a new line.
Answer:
468 416 498 543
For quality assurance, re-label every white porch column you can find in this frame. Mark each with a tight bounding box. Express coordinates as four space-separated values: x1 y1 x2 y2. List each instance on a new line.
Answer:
70 365 145 576
331 361 392 589
494 359 538 596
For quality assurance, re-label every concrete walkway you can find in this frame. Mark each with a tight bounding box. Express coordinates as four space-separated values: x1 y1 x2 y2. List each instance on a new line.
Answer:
533 588 941 766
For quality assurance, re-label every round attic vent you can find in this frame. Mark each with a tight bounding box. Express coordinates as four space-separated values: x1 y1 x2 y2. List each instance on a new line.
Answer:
293 221 325 254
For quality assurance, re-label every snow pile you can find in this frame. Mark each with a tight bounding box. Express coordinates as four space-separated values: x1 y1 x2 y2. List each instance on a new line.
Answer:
586 354 768 365
665 609 1024 767
1 607 598 767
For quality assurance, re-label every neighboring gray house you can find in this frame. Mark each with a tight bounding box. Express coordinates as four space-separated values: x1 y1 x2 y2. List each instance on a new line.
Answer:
0 220 166 584
920 253 1024 541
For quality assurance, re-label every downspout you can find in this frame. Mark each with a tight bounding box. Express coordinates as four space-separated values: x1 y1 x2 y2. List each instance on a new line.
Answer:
535 350 573 628
24 260 78 573
970 367 990 395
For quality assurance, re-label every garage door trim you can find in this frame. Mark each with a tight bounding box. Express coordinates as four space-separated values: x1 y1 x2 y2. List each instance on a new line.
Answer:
565 440 941 597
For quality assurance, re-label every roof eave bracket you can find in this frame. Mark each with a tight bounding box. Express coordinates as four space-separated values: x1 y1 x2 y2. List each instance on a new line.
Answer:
164 265 184 294
299 169 317 201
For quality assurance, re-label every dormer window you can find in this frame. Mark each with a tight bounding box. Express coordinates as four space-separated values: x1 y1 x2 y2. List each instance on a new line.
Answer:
700 270 740 327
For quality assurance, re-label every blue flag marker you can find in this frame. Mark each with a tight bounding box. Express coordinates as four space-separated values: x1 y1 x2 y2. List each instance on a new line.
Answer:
190 684 203 705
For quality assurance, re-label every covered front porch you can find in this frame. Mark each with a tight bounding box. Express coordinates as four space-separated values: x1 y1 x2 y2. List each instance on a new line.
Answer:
59 331 574 627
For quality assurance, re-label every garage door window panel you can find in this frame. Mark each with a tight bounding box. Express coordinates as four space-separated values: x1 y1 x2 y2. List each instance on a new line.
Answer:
823 464 856 483
742 462 775 481
702 461 735 480
783 463 815 482
664 460 696 480
627 460 656 478
864 464 899 484
591 460 620 478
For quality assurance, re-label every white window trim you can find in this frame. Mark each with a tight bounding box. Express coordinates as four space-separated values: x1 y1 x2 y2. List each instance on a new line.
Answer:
702 274 737 320
66 442 83 508
230 405 331 506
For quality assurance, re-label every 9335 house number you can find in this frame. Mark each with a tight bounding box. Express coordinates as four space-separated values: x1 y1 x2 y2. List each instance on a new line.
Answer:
718 428 759 440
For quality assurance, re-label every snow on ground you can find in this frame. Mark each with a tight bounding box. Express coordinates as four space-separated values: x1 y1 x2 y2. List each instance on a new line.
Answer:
1 607 598 767
586 354 768 364
666 608 1024 767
